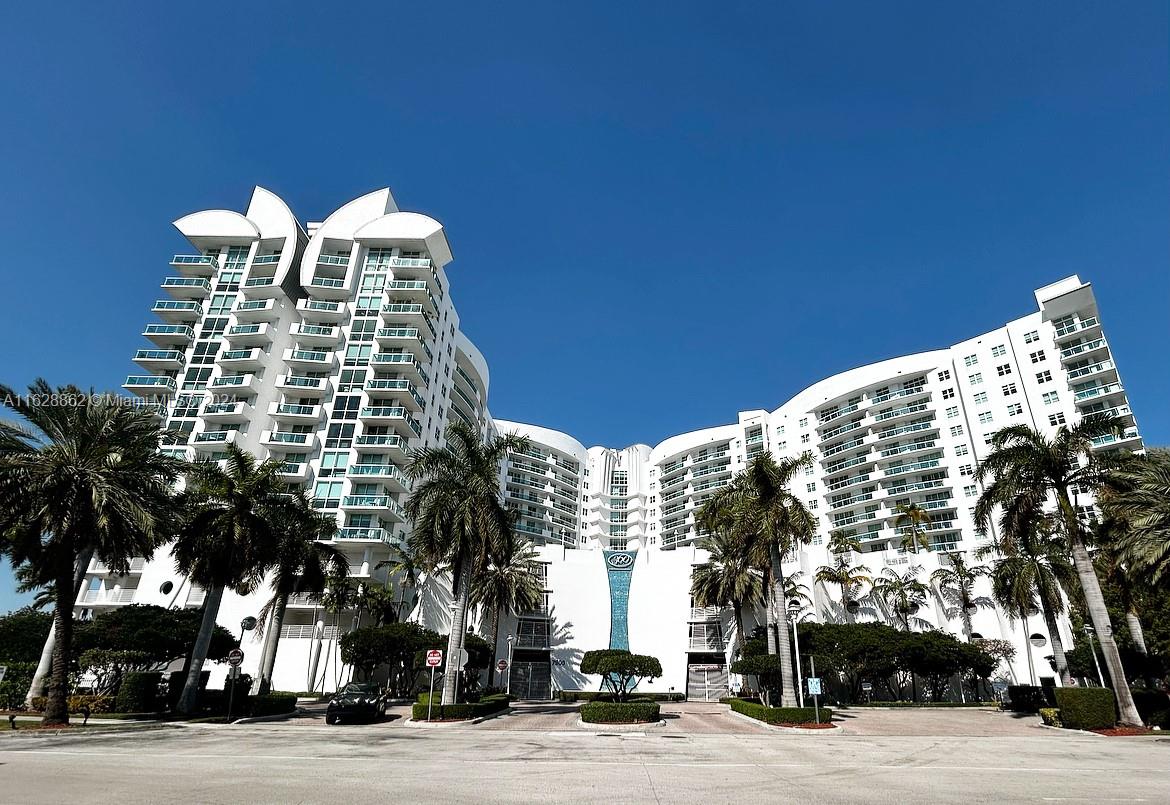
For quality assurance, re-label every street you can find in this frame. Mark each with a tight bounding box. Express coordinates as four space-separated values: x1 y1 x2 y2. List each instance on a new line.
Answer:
1 708 1167 804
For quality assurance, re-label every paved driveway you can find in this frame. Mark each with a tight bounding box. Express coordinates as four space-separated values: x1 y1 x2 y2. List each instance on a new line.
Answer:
833 706 1048 737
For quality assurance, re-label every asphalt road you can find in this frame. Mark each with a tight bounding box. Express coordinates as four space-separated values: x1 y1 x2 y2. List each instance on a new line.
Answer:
1 715 1167 804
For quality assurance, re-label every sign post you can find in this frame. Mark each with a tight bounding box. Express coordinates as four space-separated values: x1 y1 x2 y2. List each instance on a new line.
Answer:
425 649 443 721
496 658 509 689
226 649 244 722
809 656 821 725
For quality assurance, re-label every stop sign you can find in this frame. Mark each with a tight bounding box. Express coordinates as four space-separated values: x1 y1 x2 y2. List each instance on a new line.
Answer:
227 648 244 667
426 649 443 668
496 659 508 672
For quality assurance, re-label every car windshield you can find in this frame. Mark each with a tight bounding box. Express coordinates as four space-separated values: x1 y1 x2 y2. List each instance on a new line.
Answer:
343 684 378 694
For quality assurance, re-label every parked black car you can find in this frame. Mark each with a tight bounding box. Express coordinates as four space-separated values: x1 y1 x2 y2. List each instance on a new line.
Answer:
326 683 386 724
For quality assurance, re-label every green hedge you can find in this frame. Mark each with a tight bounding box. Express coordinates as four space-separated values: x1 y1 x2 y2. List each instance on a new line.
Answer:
1039 708 1062 727
116 672 162 714
29 694 117 714
411 694 509 722
838 701 992 708
249 693 297 717
580 701 661 723
558 691 684 703
1053 687 1116 731
1132 690 1170 729
1005 685 1047 713
727 697 832 726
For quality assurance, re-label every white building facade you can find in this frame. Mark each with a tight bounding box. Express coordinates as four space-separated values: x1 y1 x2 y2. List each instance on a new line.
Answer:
91 187 1141 700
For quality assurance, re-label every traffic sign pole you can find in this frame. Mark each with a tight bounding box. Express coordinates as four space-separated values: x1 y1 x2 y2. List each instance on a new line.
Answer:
427 666 436 721
811 656 820 725
425 649 443 721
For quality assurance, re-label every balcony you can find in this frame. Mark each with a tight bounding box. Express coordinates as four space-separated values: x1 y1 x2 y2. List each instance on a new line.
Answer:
142 323 194 347
123 375 177 396
371 353 429 386
347 464 411 493
875 417 936 443
210 373 259 394
79 587 138 606
375 327 432 361
386 280 439 312
817 403 861 427
364 378 426 411
224 322 273 346
276 461 310 481
353 433 409 461
241 275 282 298
380 302 429 328
882 454 943 478
161 277 212 299
870 386 929 406
1053 316 1101 341
359 406 422 437
819 419 865 442
335 527 395 544
133 349 184 371
307 276 350 300
1066 360 1116 382
191 429 240 452
201 400 252 422
252 254 282 266
688 635 725 651
291 323 342 346
89 557 146 575
1059 337 1109 361
884 477 948 497
219 347 265 371
260 430 317 449
171 254 218 276
341 495 406 522
283 348 335 371
296 298 346 322
152 300 202 323
690 606 724 620
232 298 279 322
316 254 351 268
1073 382 1125 403
276 374 331 397
268 402 323 423
1091 428 1141 449
872 402 930 424
878 440 937 459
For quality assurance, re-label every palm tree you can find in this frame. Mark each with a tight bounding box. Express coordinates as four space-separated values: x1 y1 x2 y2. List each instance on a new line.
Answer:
815 556 871 624
872 565 929 630
406 421 529 705
317 568 357 691
0 381 182 724
692 531 764 658
783 571 814 620
377 545 431 622
981 508 1075 685
354 584 402 629
172 444 291 714
697 453 816 707
1099 448 1170 587
930 551 990 639
470 532 544 675
975 416 1142 725
894 502 933 554
251 494 346 694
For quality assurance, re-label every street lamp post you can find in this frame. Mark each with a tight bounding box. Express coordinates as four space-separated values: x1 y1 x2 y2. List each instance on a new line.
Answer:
1083 625 1105 687
505 634 515 696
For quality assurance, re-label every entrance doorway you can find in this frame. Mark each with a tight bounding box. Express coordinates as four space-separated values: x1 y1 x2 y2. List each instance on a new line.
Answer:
509 661 552 700
687 663 729 702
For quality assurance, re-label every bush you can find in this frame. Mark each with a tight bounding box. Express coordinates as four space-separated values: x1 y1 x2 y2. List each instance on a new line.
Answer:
558 690 684 703
0 661 38 710
115 672 162 713
28 694 116 714
1132 690 1170 729
580 701 661 724
249 693 297 717
1006 685 1046 713
411 694 509 722
727 697 832 726
1053 687 1116 731
1039 708 1062 727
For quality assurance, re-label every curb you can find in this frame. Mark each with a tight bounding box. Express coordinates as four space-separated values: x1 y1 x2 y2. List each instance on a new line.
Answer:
1036 723 1104 737
231 708 304 725
575 718 666 731
0 722 178 739
726 706 843 734
407 706 513 727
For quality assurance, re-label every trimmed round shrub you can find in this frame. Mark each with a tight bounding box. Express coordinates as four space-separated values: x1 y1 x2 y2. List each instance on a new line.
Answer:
1052 687 1116 731
1039 707 1062 727
580 701 661 724
115 672 162 714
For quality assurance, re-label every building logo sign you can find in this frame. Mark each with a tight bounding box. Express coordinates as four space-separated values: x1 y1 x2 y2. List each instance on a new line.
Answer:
603 550 638 651
606 552 635 570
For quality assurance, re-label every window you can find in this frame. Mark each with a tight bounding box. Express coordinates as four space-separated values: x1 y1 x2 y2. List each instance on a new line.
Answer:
991 345 1006 357
801 433 810 444
344 344 372 366
312 481 343 509
806 482 816 493
978 411 993 424
945 406 959 419
950 425 964 437
804 464 814 476
1042 391 1060 405
181 367 212 390
1036 371 1052 384
1023 330 1040 344
959 464 974 477
809 500 818 510
938 370 951 382
1029 350 1046 364
191 341 220 364
1048 413 1067 426
941 388 955 400
1002 383 1018 396
338 369 366 392
984 433 996 446
172 394 203 419
1007 403 1023 416
996 364 1012 377
799 418 808 428
973 391 988 405
331 395 360 420
349 319 376 341
955 444 969 457
200 317 228 338
208 293 236 315
325 423 355 448
964 355 978 367
964 485 978 497
968 373 983 386
319 451 349 477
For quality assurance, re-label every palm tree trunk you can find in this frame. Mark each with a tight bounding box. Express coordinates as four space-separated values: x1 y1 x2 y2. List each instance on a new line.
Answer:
842 585 854 625
26 547 92 708
489 606 502 687
961 600 973 641
256 594 288 694
1126 611 1148 655
769 543 799 708
442 551 471 706
732 601 746 659
1059 496 1141 725
42 558 77 725
178 583 225 715
1038 599 1071 685
763 568 777 655
1020 609 1037 686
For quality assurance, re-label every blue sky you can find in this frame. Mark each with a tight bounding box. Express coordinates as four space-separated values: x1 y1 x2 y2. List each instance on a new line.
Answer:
0 2 1166 612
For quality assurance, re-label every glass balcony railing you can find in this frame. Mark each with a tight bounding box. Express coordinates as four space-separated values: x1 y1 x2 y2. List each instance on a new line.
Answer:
134 349 183 362
354 434 406 448
221 349 258 361
171 254 219 268
244 276 276 287
144 324 194 338
192 431 231 443
316 254 350 266
336 527 392 543
1054 317 1099 338
1092 428 1140 447
275 404 317 416
152 300 202 313
227 324 263 336
124 375 177 389
1060 337 1108 360
310 276 346 288
280 375 326 389
1067 360 1115 380
1073 382 1123 401
267 432 309 444
252 254 281 265
162 277 211 291
290 350 330 362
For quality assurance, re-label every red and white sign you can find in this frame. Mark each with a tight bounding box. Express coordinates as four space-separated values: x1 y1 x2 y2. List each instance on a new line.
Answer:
227 648 245 667
496 659 509 672
426 649 443 668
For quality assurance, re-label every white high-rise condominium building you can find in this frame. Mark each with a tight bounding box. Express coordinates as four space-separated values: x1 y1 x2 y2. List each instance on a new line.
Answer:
95 187 1141 700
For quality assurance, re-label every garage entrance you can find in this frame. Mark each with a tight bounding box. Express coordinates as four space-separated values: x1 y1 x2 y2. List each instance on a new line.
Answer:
509 661 552 700
686 663 729 702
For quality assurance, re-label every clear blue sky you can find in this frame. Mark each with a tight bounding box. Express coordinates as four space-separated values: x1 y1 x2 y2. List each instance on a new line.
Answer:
1 2 1166 612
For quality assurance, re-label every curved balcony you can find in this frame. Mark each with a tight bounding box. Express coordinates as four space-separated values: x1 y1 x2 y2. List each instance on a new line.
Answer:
161 277 212 300
201 400 253 423
152 300 202 323
142 324 194 348
209 373 260 395
171 254 218 276
232 298 278 322
224 322 273 346
371 353 429 386
307 275 351 300
268 402 323 424
123 375 177 397
283 348 336 371
291 323 342 347
296 298 347 322
219 348 265 371
241 275 282 299
276 374 331 398
134 349 184 372
364 378 425 411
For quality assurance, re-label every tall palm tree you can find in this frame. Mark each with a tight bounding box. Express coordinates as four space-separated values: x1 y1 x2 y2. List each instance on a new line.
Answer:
698 453 816 707
783 571 814 620
1099 448 1170 587
975 416 1142 725
406 421 529 705
815 556 871 624
172 444 290 714
251 494 346 694
692 531 764 657
0 381 182 725
894 502 933 554
930 551 990 639
981 508 1075 685
470 532 544 674
317 568 357 691
377 545 431 622
872 565 929 630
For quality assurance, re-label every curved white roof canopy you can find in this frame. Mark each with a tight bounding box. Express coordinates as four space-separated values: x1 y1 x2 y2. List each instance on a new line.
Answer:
354 212 453 268
173 209 259 248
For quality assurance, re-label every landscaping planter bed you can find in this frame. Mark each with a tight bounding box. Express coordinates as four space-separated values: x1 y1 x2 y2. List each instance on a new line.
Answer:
725 697 833 727
580 701 661 724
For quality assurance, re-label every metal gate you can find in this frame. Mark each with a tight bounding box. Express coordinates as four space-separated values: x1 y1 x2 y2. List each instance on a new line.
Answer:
509 661 552 700
687 664 729 702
